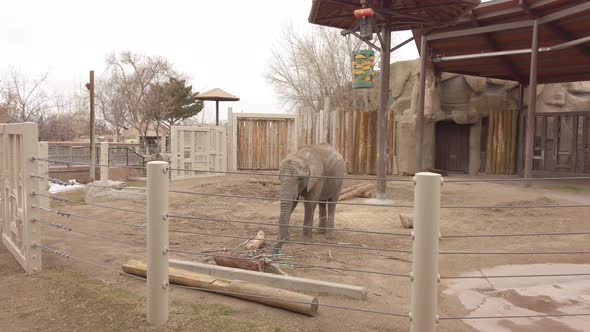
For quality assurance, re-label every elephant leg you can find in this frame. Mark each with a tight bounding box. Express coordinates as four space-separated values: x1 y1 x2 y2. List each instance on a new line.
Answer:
325 198 337 239
303 201 317 241
291 199 299 214
318 202 327 234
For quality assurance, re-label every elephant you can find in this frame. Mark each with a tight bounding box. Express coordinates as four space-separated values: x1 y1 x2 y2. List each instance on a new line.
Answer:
274 144 345 251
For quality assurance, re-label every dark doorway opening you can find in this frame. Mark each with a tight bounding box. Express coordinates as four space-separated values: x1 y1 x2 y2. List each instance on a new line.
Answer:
435 121 470 173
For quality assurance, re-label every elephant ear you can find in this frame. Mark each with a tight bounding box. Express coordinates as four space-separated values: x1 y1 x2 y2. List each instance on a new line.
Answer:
306 163 323 192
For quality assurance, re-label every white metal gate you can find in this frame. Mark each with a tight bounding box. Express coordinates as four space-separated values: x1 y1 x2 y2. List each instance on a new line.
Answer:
170 126 227 179
0 122 41 274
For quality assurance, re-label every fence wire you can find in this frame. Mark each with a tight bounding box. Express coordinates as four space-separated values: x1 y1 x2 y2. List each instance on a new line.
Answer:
33 192 145 215
35 218 144 248
38 244 409 318
441 271 590 280
166 225 412 254
168 248 410 278
167 212 411 237
440 250 590 255
440 313 590 321
33 157 146 170
442 231 590 238
32 205 146 229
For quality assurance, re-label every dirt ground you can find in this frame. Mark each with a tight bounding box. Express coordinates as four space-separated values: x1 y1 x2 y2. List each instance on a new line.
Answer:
2 173 590 332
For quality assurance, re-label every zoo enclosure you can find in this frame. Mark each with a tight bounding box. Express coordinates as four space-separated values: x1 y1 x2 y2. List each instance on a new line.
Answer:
5 122 590 330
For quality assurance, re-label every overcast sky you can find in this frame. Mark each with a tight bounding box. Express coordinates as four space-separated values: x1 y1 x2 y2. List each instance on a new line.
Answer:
1 0 419 123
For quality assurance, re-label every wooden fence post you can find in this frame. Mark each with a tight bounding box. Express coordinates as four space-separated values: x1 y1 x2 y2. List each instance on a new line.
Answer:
37 142 49 209
24 122 41 274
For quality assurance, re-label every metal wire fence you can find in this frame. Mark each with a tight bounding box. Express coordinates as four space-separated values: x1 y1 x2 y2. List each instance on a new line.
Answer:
27 157 590 329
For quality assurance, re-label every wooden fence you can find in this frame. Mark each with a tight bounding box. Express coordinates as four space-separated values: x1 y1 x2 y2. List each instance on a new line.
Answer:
296 108 396 175
485 109 518 174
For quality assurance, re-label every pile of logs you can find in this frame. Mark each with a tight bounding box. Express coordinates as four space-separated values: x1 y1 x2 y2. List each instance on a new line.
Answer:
338 183 376 201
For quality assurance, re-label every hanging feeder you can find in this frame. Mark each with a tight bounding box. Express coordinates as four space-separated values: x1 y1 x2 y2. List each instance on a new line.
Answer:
352 49 375 89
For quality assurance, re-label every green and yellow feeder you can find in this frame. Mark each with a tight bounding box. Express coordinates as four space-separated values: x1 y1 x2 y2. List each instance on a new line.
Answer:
352 49 375 89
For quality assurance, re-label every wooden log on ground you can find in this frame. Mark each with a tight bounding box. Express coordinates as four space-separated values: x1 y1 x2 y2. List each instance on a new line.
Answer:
248 178 281 185
122 260 319 316
338 183 367 195
170 259 368 299
214 254 267 272
338 183 376 201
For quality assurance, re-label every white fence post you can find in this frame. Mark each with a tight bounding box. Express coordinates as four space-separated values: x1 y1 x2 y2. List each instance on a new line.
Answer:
147 161 169 325
410 172 442 332
37 142 49 209
100 142 109 184
23 123 41 274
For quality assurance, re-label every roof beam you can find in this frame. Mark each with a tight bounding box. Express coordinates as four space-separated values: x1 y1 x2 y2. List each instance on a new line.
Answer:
428 1 590 41
519 0 590 58
469 14 523 82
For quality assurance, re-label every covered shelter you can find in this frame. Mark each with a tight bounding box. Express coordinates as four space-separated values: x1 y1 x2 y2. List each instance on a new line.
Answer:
416 0 590 181
196 88 240 126
308 0 480 199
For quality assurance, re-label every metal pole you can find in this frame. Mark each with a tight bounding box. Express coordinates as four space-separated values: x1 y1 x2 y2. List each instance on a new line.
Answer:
147 161 169 325
376 23 391 199
416 35 427 172
100 142 109 184
216 100 220 126
410 172 441 332
524 20 539 186
89 70 96 181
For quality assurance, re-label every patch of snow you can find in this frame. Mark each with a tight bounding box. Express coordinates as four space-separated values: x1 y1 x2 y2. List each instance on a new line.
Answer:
48 180 85 194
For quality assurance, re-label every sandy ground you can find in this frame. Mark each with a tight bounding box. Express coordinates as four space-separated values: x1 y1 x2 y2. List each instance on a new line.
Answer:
2 173 590 331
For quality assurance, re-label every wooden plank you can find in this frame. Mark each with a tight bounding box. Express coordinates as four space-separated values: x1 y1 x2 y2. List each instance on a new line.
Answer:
123 260 319 316
491 111 498 174
572 115 579 172
509 110 518 174
553 115 560 170
486 111 495 174
366 111 373 174
169 259 367 300
582 115 589 172
541 115 548 170
501 110 508 174
358 112 366 174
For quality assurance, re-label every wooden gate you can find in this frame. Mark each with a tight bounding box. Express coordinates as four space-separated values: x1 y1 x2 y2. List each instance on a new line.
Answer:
530 111 590 174
170 126 227 179
0 123 41 274
232 114 297 170
435 122 470 172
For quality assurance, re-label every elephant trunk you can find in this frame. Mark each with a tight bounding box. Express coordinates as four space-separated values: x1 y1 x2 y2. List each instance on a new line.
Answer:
275 180 299 251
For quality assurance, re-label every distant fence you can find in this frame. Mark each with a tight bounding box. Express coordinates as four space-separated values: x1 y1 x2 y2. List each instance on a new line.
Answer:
296 108 396 175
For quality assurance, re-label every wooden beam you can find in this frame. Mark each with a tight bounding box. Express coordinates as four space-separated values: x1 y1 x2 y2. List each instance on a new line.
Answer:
122 260 319 316
470 14 523 82
524 19 539 185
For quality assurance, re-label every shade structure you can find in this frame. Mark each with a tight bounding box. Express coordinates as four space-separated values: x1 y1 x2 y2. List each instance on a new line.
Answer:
421 0 590 84
308 0 479 201
196 88 240 125
309 0 480 32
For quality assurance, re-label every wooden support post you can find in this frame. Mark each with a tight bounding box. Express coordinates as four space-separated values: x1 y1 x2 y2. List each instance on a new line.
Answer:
524 20 539 186
376 23 391 199
215 100 220 126
516 84 525 174
147 161 169 325
416 34 427 173
88 70 96 181
100 142 109 184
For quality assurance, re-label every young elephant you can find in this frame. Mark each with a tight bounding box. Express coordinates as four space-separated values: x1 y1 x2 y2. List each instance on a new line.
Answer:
275 144 345 251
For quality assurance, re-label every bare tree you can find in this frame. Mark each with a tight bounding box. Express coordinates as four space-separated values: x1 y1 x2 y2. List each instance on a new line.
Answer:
105 51 174 150
96 77 126 141
267 24 398 112
266 25 364 112
5 68 51 122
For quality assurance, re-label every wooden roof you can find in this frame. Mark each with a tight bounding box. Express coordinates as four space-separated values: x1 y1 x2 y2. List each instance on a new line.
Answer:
421 0 590 84
195 88 240 101
308 0 480 32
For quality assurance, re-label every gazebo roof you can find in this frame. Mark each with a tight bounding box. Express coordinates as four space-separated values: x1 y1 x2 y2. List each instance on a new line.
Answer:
308 0 480 32
419 0 590 84
195 88 240 102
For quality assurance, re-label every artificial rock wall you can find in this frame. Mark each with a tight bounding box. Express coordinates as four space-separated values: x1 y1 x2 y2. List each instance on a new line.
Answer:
363 59 590 175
